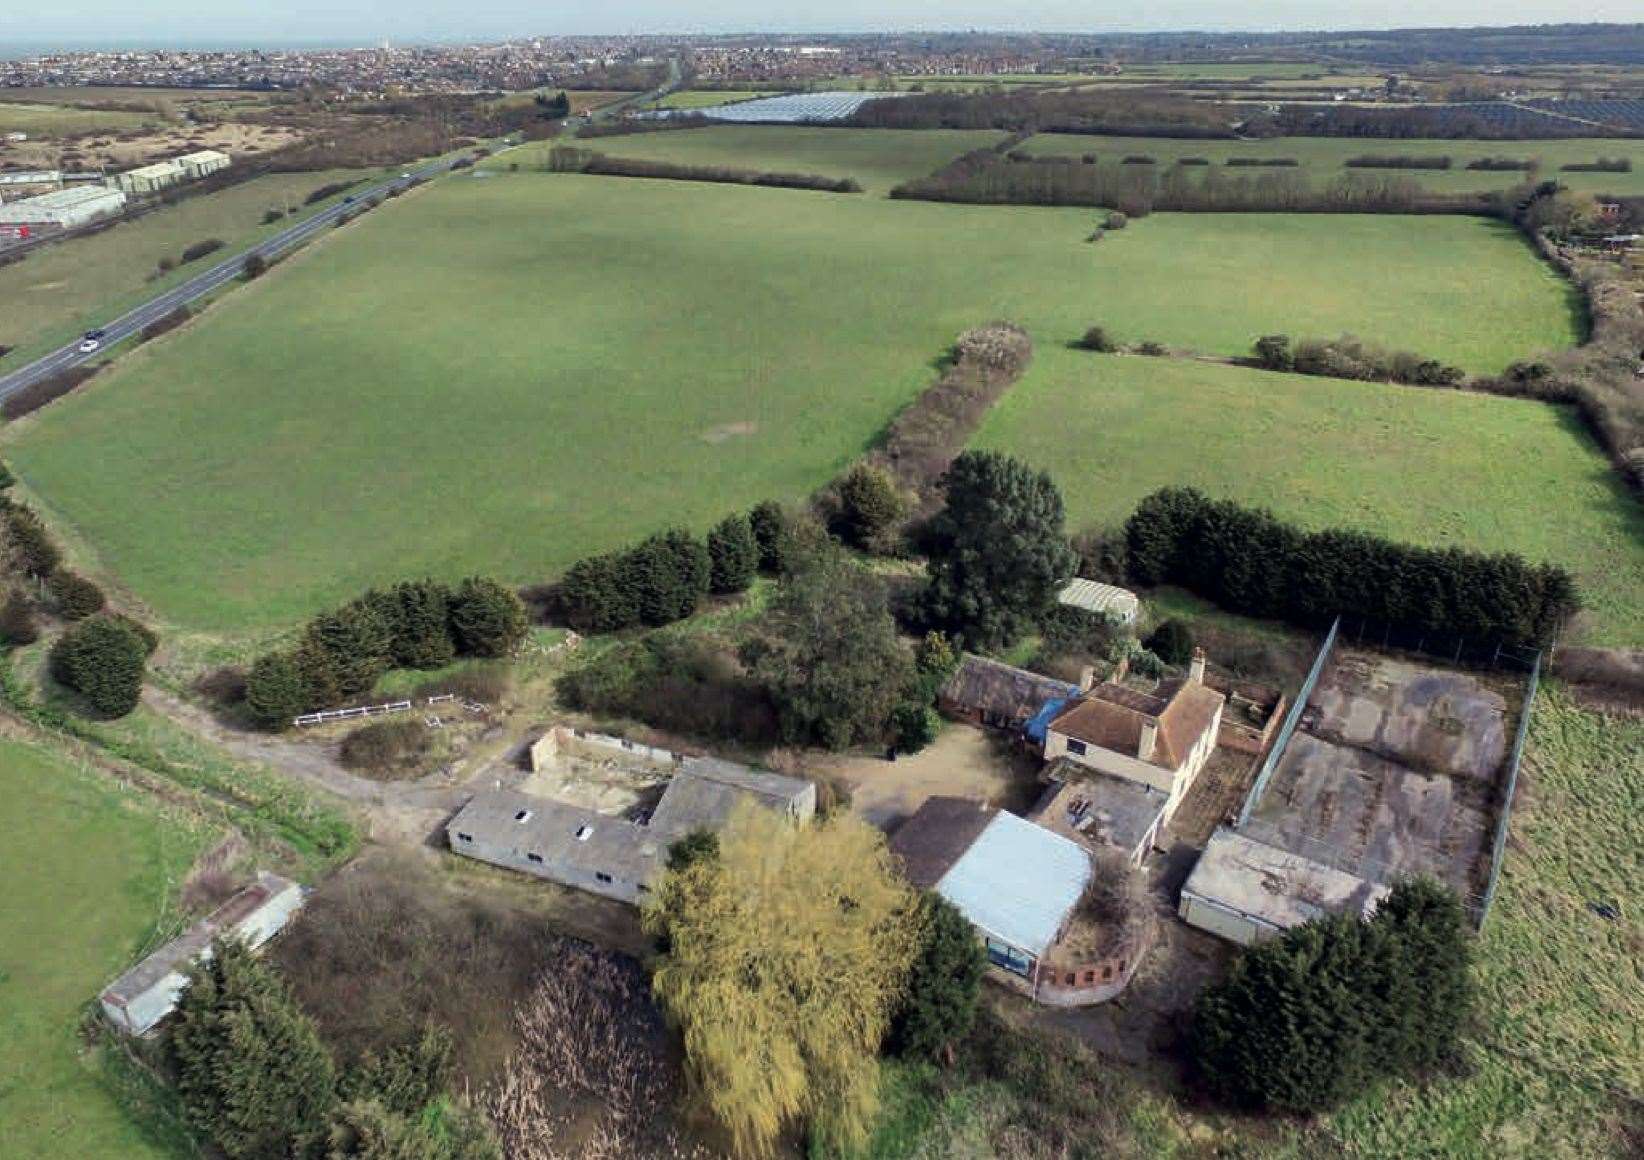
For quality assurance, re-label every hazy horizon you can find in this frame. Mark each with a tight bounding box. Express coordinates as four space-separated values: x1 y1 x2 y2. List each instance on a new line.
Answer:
0 5 1638 53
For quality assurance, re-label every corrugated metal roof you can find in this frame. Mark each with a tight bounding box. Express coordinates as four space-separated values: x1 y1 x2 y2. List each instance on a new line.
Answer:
934 811 1091 957
1057 578 1140 621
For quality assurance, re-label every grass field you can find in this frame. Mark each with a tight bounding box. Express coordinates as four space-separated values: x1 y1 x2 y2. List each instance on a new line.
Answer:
0 740 205 1159
4 175 1583 634
0 168 370 364
1021 132 1644 195
0 100 161 137
975 349 1643 643
495 125 1008 195
1310 693 1643 1157
653 89 779 109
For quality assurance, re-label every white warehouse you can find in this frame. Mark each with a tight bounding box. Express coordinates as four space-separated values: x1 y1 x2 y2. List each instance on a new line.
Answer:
0 184 126 229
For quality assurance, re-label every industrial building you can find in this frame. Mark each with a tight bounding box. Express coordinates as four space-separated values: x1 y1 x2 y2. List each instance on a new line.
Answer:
110 150 228 195
0 184 126 229
100 872 305 1036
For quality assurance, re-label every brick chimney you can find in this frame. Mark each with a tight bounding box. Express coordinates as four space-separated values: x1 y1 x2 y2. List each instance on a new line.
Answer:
1189 647 1207 685
1078 665 1097 692
1138 719 1158 763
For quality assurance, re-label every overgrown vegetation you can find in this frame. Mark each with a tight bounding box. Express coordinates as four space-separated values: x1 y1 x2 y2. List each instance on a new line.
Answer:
549 144 862 193
1252 332 1466 386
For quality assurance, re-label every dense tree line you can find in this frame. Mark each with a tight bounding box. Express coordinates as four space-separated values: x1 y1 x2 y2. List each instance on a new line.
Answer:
171 939 497 1159
1345 154 1453 169
548 146 862 192
1257 102 1636 140
244 577 526 729
1252 333 1465 386
1125 487 1577 647
558 529 712 633
1192 880 1474 1113
892 150 1485 215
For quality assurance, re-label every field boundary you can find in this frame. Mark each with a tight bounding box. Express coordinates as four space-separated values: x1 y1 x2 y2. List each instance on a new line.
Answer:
1478 651 1541 927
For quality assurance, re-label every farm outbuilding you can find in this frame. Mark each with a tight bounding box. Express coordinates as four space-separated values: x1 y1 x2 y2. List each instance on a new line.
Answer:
111 158 188 194
175 149 231 180
99 872 305 1036
1178 827 1387 946
938 654 1077 732
1055 578 1141 625
0 184 126 228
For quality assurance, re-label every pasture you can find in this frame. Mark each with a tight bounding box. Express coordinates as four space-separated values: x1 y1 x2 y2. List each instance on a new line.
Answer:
0 168 370 364
4 175 1584 633
0 100 160 137
973 350 1644 643
0 740 206 1159
495 124 1008 194
1021 132 1644 195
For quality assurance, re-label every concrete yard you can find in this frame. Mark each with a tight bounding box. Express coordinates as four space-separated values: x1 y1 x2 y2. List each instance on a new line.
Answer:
1243 650 1517 901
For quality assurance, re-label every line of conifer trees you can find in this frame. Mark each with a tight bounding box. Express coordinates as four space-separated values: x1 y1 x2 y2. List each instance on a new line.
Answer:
244 577 527 729
1124 487 1576 649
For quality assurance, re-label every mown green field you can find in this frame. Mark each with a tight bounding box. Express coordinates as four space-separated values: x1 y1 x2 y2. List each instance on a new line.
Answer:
495 125 1007 195
4 175 1583 633
975 350 1643 643
0 168 371 364
1021 132 1644 195
0 100 160 137
0 740 205 1159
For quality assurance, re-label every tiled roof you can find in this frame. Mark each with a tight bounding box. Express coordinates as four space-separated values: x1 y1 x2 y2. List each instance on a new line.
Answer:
1050 678 1225 771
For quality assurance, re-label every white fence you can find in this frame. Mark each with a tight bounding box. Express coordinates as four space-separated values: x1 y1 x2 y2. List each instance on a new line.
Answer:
293 700 413 727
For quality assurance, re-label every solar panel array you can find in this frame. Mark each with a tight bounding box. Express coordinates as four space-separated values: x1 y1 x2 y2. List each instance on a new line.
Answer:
688 91 906 124
1524 99 1644 131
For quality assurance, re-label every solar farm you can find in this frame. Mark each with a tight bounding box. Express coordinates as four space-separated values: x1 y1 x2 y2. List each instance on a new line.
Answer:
657 89 903 123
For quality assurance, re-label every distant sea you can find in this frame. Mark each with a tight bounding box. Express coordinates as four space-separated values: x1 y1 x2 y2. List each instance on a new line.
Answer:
0 38 419 59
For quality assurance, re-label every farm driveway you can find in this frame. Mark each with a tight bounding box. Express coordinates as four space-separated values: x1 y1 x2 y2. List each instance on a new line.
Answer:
817 725 1042 830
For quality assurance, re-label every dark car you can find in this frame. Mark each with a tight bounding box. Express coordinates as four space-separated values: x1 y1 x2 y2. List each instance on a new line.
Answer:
342 196 355 204
84 328 106 340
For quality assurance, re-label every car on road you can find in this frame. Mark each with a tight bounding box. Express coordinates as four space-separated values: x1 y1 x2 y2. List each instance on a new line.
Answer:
400 172 411 179
84 328 106 340
77 338 101 354
342 196 355 204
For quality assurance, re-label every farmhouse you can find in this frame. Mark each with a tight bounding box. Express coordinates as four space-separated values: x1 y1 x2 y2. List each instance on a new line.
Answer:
1042 648 1225 829
448 740 815 904
100 872 304 1036
890 797 1151 1006
938 653 1076 731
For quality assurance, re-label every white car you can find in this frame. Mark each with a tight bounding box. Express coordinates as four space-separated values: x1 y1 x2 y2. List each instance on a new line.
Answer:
77 338 101 354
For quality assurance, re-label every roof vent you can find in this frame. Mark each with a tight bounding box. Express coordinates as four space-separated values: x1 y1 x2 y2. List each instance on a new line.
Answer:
575 824 594 841
514 809 532 823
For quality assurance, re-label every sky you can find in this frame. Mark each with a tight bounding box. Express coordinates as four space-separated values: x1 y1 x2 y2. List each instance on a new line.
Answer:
0 2 1633 50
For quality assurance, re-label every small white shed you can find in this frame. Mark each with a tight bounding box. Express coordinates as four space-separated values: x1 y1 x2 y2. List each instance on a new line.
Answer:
1056 578 1141 625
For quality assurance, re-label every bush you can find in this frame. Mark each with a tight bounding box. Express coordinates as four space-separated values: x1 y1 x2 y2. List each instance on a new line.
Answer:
47 570 105 620
48 614 150 717
1225 157 1299 167
245 652 313 728
706 512 758 595
1466 156 1536 171
1144 619 1194 666
261 207 286 224
0 366 97 420
1345 154 1452 169
1078 325 1117 352
0 458 13 490
1191 879 1474 1113
242 251 268 279
1133 340 1168 356
1560 157 1631 173
749 500 787 574
557 632 777 744
1104 210 1128 229
338 719 435 775
180 237 225 263
139 303 191 342
892 702 940 753
448 576 527 657
1290 334 1464 386
1 500 60 578
1252 333 1293 371
0 591 38 645
1039 603 1123 660
833 463 906 552
1126 486 1576 647
1121 154 1156 165
306 180 358 204
890 893 986 1062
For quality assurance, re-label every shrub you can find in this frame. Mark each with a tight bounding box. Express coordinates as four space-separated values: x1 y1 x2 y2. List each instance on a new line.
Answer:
1079 325 1117 352
1289 334 1464 386
306 180 358 204
1144 619 1194 666
180 237 225 263
0 366 97 420
749 500 787 573
47 570 105 620
1177 156 1210 165
891 702 940 753
1466 156 1535 171
1039 604 1123 660
833 463 906 552
139 303 191 342
1252 333 1293 371
1560 157 1631 173
48 614 149 717
1134 340 1168 356
338 719 435 775
0 591 38 645
912 630 959 700
1121 155 1156 165
1 501 60 578
170 938 337 1159
890 893 986 1062
242 251 268 279
1225 157 1298 167
448 576 527 657
1345 154 1452 169
1104 210 1128 229
706 512 758 595
245 652 313 729
261 207 286 224
557 633 777 745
